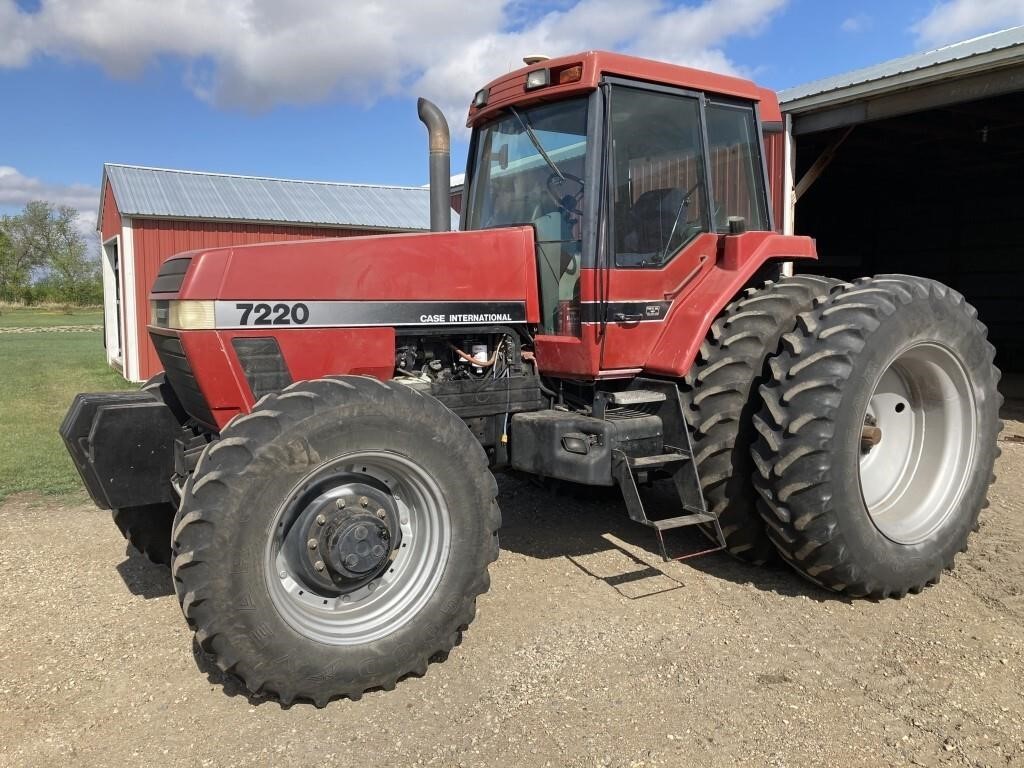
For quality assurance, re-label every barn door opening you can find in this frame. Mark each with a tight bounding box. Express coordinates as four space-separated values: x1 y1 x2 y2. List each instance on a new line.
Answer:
102 235 123 364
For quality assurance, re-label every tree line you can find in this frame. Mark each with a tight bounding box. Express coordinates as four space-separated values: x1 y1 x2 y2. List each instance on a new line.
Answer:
0 201 102 306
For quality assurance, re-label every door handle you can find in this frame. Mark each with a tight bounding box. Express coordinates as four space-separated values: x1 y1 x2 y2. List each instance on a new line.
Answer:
613 312 643 323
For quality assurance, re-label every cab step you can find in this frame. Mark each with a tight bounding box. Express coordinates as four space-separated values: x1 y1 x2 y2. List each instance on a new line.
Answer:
627 452 689 470
608 379 725 562
648 512 717 530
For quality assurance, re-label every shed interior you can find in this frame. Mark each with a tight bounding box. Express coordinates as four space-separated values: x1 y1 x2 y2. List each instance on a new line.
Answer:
793 89 1024 373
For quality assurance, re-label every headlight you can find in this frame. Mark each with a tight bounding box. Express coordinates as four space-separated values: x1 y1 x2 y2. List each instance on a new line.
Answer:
524 69 550 90
151 300 215 330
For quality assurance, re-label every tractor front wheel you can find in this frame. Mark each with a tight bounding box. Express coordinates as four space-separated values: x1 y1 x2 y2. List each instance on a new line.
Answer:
171 376 500 705
752 275 1001 597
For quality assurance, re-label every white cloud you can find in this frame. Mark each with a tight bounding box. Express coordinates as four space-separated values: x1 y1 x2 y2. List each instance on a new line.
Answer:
0 0 788 128
0 166 97 212
913 0 1024 47
840 14 870 33
0 166 100 242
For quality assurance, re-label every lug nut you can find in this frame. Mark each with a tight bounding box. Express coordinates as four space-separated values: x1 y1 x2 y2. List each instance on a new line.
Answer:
359 496 369 507
316 514 327 525
314 560 325 572
335 498 346 509
376 509 387 520
307 538 318 550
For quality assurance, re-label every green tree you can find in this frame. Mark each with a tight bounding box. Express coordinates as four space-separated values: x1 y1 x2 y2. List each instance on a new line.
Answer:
1 201 101 306
0 226 22 303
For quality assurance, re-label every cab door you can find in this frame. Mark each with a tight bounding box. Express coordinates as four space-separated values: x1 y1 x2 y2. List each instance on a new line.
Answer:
597 81 772 374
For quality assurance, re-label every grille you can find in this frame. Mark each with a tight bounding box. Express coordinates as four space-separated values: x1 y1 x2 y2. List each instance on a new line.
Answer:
152 258 191 293
150 332 215 427
232 338 292 401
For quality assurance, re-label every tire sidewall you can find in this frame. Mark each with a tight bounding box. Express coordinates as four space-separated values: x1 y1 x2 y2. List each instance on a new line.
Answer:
824 290 998 586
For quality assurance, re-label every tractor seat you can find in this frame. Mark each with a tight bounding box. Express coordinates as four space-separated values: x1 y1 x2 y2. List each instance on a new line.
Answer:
619 187 685 264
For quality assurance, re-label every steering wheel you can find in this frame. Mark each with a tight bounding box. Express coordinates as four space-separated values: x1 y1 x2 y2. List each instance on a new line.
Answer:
546 172 585 218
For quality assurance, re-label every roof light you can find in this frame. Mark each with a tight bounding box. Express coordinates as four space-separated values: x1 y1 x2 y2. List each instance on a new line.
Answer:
472 87 489 108
523 54 550 65
558 64 583 84
525 69 550 90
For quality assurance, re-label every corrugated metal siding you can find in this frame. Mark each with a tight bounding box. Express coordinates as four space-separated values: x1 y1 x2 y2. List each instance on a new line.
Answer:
105 164 435 231
131 218 371 380
780 26 1024 106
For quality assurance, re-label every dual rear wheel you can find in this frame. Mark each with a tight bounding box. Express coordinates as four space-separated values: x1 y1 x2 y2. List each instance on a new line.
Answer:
689 273 1000 597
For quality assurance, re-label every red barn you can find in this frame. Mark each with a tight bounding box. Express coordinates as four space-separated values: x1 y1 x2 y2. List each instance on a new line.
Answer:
98 164 437 382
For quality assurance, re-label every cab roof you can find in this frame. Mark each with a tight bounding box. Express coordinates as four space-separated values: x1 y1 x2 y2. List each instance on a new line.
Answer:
468 50 781 127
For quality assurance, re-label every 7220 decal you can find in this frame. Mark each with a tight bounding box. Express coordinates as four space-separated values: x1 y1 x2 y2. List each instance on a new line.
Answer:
235 302 310 326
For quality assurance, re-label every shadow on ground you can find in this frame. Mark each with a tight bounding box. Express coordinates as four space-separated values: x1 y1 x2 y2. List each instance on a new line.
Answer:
494 473 840 603
115 547 174 599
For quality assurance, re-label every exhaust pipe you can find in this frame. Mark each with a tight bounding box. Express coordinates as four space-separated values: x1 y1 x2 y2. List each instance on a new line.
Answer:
417 97 451 232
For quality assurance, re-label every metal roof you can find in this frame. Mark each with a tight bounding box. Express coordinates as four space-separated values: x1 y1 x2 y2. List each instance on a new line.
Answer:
102 163 438 231
780 25 1024 112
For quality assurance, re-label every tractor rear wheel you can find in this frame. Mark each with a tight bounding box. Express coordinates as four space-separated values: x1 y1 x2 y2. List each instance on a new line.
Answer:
171 376 500 705
682 274 841 564
111 374 181 566
752 275 1002 597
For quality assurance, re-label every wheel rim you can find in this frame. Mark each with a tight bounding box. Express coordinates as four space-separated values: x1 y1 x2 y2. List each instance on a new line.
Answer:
858 342 977 545
265 451 451 645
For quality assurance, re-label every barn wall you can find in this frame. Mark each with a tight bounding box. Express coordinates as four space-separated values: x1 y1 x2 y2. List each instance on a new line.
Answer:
99 181 121 242
130 219 387 380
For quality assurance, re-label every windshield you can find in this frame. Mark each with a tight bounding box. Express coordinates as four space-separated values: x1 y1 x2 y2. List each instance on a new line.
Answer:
466 96 589 232
465 96 589 334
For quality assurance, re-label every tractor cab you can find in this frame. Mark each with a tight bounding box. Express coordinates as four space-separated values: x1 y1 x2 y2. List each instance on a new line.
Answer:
461 52 780 360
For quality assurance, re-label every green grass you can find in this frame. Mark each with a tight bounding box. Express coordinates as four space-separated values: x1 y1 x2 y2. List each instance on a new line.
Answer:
0 305 103 328
0 330 133 500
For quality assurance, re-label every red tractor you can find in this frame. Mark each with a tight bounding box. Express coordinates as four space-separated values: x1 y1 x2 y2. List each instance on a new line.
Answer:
62 52 1001 706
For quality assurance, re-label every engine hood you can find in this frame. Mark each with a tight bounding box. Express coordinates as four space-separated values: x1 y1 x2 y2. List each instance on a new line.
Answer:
154 227 541 327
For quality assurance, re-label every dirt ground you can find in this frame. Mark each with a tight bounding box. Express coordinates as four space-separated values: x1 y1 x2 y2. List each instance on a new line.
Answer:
2 409 1023 767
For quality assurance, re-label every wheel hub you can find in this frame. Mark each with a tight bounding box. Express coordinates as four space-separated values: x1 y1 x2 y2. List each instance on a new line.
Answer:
266 451 451 646
284 477 401 595
327 512 392 578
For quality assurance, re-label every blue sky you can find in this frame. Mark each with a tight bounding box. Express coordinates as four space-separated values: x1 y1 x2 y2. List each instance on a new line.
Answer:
0 0 1021 227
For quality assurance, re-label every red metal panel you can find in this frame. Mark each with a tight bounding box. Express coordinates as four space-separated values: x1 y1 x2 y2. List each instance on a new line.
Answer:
99 181 121 242
131 218 398 380
168 227 540 309
534 232 816 379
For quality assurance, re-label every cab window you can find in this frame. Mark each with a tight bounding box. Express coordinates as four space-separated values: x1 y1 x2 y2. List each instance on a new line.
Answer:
704 101 770 232
609 86 708 268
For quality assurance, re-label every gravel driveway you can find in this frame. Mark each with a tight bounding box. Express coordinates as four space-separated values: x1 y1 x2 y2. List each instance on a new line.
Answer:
2 416 1023 767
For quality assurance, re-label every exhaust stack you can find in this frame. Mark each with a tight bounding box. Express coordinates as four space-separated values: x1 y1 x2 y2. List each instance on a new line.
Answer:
417 98 451 232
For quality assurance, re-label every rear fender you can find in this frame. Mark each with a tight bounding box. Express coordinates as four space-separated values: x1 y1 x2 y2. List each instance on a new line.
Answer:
645 233 816 378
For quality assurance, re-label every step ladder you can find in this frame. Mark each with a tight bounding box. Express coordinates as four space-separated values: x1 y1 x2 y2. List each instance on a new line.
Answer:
605 381 726 562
